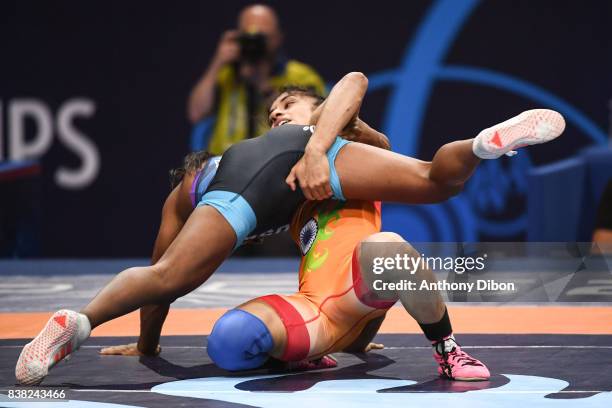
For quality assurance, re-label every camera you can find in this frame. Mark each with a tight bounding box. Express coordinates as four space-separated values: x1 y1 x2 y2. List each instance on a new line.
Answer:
238 32 268 63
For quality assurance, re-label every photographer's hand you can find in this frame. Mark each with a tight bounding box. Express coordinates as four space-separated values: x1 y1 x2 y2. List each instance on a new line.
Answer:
213 30 240 66
188 30 239 123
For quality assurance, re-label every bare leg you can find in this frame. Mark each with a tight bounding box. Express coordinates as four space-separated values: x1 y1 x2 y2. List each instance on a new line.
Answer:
354 232 490 380
429 140 481 186
335 139 480 204
81 206 235 328
357 232 446 324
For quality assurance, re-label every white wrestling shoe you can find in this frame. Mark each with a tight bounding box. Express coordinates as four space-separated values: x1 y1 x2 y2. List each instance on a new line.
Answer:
472 109 566 159
15 309 91 385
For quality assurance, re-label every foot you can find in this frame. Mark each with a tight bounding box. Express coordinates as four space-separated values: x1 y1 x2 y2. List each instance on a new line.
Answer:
15 310 91 385
433 336 490 381
472 109 566 159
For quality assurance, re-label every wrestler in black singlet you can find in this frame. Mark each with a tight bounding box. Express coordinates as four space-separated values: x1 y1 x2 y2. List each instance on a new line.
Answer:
192 124 349 245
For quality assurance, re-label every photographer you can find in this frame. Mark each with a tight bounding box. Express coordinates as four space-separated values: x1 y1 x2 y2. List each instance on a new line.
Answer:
188 4 325 155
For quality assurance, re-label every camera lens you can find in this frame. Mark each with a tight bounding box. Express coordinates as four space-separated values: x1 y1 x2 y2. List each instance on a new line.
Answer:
239 32 267 62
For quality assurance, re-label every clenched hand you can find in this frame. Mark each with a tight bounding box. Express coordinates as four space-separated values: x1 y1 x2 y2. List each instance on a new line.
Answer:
286 149 333 200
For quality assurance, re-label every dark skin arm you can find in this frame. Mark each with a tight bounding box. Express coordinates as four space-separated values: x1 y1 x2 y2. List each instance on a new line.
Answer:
100 174 195 356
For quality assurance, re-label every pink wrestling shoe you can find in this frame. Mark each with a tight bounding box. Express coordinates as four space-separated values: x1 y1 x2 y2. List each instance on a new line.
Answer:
16 310 91 385
433 336 490 381
288 355 338 371
472 109 566 159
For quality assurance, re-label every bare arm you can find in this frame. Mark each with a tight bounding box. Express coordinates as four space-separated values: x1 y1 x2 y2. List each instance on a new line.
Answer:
310 101 390 150
287 72 368 199
100 175 195 356
187 30 239 124
307 72 368 155
342 118 391 150
187 63 223 124
137 175 195 354
135 191 182 354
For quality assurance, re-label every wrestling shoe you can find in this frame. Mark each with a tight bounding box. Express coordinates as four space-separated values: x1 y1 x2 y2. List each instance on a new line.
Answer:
472 109 566 159
16 310 91 385
433 336 490 381
287 355 338 371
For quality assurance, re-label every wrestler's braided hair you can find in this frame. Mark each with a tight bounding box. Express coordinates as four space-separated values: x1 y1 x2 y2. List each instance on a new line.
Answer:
169 150 214 189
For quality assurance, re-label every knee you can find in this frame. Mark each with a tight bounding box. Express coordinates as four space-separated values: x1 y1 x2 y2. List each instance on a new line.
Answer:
149 261 201 302
147 263 182 301
362 232 419 257
207 309 274 371
363 232 405 244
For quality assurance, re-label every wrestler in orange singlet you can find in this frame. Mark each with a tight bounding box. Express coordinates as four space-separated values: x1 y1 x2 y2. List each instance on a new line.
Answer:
222 196 490 380
242 199 387 361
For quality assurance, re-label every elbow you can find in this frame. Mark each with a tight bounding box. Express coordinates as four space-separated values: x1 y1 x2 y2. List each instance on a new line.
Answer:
187 95 210 124
186 101 198 124
187 105 204 125
344 72 368 91
187 111 198 125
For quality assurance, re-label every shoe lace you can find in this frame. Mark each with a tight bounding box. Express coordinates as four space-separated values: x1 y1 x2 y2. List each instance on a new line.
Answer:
435 338 484 376
451 351 484 367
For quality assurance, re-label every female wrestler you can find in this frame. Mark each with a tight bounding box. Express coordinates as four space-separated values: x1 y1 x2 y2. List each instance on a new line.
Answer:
16 72 565 385
203 189 491 380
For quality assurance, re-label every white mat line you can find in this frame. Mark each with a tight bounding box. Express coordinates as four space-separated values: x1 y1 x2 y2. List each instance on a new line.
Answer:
54 389 609 394
0 388 607 394
2 345 612 349
384 345 612 349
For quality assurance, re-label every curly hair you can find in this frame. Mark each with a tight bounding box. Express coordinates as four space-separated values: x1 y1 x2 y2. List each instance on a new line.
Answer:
169 150 214 189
